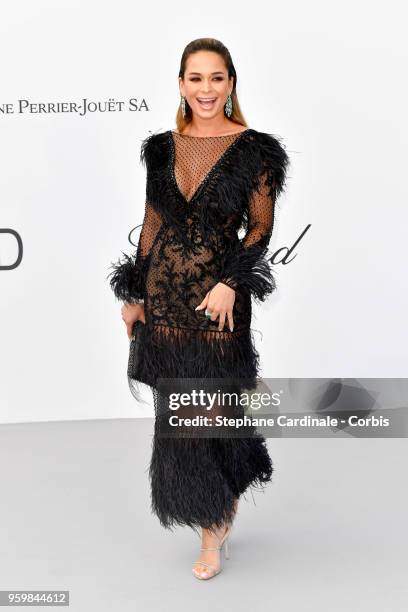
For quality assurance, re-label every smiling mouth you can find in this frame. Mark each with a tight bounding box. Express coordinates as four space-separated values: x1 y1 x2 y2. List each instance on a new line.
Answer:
197 97 217 109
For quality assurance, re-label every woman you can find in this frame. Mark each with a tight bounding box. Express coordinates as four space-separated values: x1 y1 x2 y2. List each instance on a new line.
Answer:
108 37 289 580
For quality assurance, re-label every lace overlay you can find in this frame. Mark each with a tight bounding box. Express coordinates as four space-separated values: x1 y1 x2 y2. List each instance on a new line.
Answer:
138 130 273 336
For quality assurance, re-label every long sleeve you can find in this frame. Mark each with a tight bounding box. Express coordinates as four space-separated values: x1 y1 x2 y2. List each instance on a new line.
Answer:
107 133 164 304
108 201 162 304
215 134 289 302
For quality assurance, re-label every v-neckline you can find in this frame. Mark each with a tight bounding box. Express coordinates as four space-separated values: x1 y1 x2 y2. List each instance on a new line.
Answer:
168 129 251 205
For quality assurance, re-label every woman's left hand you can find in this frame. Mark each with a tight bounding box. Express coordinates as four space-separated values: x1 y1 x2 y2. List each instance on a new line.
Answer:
195 282 235 332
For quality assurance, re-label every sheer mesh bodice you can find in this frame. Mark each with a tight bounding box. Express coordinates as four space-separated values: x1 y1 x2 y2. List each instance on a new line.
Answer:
172 131 247 204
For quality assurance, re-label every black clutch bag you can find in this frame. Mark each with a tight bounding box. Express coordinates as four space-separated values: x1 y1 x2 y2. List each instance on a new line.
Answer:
127 319 145 379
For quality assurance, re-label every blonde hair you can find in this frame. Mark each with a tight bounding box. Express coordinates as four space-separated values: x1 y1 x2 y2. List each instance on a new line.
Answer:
175 38 247 132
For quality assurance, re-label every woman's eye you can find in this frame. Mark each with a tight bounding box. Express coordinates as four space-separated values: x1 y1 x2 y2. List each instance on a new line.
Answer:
189 77 224 82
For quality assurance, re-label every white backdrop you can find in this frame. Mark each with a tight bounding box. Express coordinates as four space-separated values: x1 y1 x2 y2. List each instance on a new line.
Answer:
1 0 407 424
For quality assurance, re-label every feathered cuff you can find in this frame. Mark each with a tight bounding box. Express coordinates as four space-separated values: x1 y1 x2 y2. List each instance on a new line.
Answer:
215 238 276 302
107 251 150 304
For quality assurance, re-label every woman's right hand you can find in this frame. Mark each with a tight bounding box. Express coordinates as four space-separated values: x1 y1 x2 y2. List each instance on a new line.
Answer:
121 302 146 339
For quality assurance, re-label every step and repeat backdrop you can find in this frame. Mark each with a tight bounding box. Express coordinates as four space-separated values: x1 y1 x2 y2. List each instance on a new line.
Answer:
1 1 407 423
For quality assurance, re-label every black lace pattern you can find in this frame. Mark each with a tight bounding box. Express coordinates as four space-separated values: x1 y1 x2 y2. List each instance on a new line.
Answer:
108 128 289 326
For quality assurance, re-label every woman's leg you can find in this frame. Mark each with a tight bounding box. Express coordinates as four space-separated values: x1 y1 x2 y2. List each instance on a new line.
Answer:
192 497 239 579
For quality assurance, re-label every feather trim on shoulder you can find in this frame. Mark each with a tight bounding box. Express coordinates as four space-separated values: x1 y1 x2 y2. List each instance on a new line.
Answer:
140 130 168 171
251 130 290 199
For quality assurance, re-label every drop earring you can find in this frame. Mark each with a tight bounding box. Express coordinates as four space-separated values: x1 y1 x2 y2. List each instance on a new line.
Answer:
224 94 232 117
180 95 186 118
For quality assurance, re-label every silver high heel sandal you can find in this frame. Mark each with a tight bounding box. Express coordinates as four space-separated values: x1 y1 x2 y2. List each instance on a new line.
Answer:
192 524 231 580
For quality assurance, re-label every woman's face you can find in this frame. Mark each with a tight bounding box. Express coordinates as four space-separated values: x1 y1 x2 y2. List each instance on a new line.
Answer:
179 51 233 120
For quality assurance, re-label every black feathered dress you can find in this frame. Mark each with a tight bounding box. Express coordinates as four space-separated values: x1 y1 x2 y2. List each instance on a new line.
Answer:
108 128 290 531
